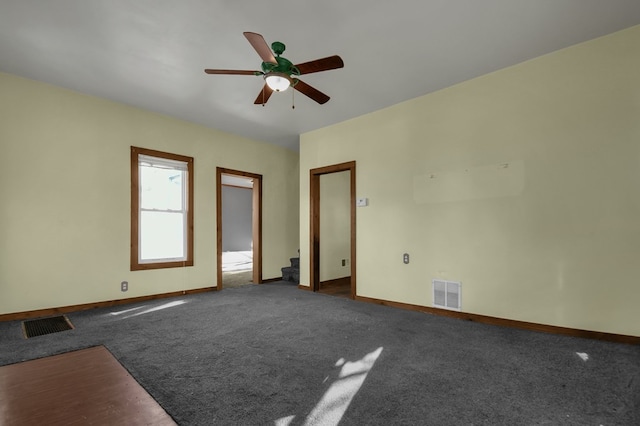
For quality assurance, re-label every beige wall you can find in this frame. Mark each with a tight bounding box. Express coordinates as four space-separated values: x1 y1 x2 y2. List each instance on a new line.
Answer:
0 72 299 315
319 171 351 281
300 26 640 336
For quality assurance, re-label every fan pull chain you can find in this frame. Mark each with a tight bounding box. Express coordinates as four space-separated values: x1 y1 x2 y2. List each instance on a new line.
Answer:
262 85 266 107
292 86 295 109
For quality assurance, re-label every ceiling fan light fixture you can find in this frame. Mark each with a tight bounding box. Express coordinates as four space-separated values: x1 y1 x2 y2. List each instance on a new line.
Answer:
265 72 292 92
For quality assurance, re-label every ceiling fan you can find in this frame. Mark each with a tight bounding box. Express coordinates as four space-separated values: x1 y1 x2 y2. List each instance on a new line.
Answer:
205 32 344 106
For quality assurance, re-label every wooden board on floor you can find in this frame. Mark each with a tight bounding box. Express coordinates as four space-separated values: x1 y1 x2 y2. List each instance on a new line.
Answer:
0 345 176 425
319 276 352 299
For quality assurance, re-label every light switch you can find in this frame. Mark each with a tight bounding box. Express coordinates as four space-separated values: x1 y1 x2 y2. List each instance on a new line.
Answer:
357 197 369 207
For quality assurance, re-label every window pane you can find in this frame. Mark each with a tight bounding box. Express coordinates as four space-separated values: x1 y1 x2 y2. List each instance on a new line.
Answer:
140 211 185 261
140 166 184 211
131 146 193 270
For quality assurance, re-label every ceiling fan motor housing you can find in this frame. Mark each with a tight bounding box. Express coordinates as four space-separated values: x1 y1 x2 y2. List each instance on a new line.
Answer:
271 41 286 55
261 56 300 78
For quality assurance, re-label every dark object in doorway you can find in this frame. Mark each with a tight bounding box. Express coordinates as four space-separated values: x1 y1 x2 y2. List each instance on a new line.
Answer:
281 256 300 284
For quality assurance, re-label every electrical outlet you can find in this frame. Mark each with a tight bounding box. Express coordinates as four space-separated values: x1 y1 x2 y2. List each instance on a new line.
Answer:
121 281 128 292
403 253 410 264
342 259 346 266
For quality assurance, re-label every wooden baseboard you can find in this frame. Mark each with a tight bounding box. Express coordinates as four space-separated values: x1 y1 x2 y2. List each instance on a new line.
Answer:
0 287 217 322
298 284 311 291
354 295 639 345
262 277 283 284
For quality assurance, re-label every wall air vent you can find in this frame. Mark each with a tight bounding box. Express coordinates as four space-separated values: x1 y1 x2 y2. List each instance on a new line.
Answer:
433 279 461 311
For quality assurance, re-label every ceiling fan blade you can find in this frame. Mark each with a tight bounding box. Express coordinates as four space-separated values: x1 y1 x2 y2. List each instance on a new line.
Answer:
295 55 344 75
293 79 330 104
243 32 277 64
254 84 274 105
204 69 258 75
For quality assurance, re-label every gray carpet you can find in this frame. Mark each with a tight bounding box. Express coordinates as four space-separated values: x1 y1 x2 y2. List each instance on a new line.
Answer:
1 282 638 425
222 269 254 288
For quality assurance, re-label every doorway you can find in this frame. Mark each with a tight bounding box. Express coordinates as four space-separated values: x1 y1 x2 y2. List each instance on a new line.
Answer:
310 161 356 298
216 168 263 290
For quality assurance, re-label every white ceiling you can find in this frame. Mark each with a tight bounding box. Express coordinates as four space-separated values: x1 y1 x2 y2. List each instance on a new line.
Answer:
2 1 640 151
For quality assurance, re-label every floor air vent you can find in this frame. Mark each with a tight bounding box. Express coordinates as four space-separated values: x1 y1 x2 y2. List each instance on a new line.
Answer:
433 279 461 311
22 315 74 338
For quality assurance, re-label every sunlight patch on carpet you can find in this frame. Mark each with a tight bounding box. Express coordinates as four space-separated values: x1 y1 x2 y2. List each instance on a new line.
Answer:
109 306 149 316
222 250 253 272
121 300 187 319
275 347 383 426
576 352 589 362
274 415 296 426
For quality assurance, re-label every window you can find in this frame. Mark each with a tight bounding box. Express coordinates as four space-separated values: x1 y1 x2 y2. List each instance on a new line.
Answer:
131 146 194 270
